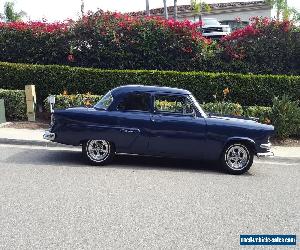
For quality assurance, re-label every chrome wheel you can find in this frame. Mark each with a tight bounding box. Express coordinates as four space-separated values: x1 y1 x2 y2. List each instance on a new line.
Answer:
225 144 250 170
86 140 110 162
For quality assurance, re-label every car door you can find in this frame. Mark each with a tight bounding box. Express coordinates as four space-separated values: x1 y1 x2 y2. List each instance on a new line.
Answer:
112 92 152 154
148 94 207 159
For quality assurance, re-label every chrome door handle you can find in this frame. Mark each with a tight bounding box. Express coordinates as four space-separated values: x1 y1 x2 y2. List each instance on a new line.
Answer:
121 129 134 133
120 128 140 133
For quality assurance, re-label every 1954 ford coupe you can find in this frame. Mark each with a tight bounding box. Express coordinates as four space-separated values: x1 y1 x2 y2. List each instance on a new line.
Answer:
44 85 274 174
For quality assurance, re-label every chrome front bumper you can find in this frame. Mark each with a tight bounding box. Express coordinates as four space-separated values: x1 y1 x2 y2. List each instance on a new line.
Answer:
260 143 272 150
257 152 274 157
257 143 274 157
43 130 55 141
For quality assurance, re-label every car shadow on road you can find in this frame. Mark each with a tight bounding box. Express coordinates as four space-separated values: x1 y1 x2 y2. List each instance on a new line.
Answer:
113 154 224 174
4 147 249 175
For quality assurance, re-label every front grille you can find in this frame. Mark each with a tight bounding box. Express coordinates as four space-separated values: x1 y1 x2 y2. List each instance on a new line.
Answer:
202 27 223 33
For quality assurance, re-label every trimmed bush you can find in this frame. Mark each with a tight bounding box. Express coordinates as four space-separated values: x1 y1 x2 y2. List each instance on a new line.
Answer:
220 18 300 75
0 89 26 120
1 62 299 107
270 95 300 139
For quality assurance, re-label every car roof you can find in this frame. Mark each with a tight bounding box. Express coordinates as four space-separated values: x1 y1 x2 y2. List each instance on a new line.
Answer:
111 85 191 96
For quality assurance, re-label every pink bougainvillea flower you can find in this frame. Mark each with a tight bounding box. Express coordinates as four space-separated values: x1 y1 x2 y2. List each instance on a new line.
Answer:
67 54 75 62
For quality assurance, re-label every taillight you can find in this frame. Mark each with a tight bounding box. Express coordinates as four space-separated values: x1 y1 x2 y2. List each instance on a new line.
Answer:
50 114 55 127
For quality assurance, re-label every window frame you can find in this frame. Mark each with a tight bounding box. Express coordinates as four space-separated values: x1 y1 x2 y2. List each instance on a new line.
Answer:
94 91 114 110
152 93 197 117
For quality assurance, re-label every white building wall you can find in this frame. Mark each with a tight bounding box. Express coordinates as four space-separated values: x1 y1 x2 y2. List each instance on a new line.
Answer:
178 8 272 23
205 9 272 22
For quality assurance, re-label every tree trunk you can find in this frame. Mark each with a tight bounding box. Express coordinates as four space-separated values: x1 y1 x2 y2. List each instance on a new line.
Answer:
163 0 168 19
283 0 289 20
277 7 280 20
174 0 178 20
199 1 202 23
146 0 150 16
81 0 85 17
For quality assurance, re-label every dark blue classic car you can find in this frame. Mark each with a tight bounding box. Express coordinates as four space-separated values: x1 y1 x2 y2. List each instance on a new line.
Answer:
44 85 274 174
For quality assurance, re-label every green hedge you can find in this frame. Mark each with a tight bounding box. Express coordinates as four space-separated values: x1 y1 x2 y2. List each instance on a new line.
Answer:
0 89 26 120
0 61 299 107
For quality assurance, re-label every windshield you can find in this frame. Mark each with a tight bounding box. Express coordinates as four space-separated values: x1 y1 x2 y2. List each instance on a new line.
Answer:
94 91 113 110
203 18 221 26
189 95 207 118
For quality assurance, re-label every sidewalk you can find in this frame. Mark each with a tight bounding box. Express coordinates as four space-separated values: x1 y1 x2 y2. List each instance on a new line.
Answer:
0 126 299 158
0 127 67 147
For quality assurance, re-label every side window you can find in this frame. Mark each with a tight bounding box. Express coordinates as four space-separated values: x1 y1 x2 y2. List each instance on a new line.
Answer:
154 95 194 115
117 92 150 112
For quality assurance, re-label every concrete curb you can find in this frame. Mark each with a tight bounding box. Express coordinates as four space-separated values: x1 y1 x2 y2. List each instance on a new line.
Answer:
0 122 12 128
0 138 74 148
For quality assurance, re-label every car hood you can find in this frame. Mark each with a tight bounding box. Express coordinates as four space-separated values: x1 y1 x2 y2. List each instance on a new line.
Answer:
206 115 274 131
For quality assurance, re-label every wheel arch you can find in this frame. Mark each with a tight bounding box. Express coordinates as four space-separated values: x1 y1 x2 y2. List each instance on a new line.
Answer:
222 137 256 158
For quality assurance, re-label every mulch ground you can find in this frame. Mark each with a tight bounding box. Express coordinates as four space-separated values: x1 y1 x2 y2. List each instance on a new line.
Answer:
271 138 300 147
2 120 49 130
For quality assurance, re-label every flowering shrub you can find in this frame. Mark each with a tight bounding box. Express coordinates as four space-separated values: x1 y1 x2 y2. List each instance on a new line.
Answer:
0 20 72 65
0 15 299 74
44 93 102 112
243 106 272 124
220 18 300 75
0 12 211 71
202 87 243 116
71 11 211 70
202 102 243 116
0 21 70 33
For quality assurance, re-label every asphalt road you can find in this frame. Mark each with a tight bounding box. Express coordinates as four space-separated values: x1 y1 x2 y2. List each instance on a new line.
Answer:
0 144 299 250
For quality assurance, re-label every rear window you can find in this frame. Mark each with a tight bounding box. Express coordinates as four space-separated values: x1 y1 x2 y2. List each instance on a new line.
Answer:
117 92 151 112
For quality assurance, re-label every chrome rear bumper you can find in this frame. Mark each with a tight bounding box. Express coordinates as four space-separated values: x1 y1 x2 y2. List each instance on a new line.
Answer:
43 131 55 141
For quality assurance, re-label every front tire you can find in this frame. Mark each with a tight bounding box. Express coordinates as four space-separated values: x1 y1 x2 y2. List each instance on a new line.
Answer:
221 143 253 175
82 140 115 165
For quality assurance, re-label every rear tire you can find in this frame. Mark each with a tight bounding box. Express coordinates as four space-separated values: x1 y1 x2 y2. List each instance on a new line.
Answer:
82 140 115 165
221 143 253 175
